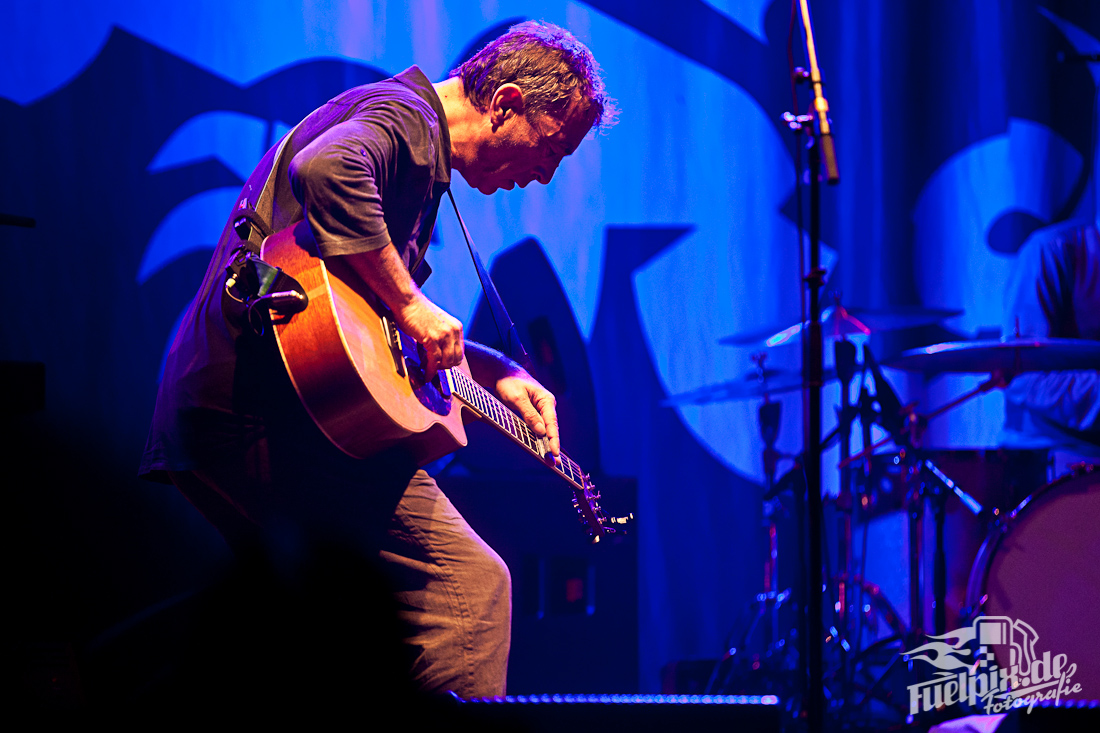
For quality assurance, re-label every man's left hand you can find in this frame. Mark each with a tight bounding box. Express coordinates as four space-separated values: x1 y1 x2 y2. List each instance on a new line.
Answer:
495 372 560 466
464 341 561 466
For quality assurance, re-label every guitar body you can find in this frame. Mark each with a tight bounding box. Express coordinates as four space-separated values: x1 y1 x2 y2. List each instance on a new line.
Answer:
258 220 620 541
260 220 469 466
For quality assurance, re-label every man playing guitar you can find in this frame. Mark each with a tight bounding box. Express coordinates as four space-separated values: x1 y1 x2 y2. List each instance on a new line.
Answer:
140 21 614 698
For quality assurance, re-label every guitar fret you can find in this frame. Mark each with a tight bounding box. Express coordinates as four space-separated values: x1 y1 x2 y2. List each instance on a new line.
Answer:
564 457 576 482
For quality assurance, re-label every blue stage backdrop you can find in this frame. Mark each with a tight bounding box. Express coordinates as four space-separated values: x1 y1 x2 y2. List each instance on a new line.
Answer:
2 0 1097 691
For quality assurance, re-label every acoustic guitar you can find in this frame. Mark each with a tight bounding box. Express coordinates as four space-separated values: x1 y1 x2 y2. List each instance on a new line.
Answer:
259 220 617 541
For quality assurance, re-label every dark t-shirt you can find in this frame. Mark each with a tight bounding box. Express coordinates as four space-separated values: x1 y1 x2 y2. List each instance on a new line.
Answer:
140 67 451 481
1001 220 1100 454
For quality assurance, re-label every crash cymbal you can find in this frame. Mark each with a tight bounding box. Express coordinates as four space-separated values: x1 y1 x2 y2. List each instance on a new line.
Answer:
720 306 963 347
661 367 838 405
888 338 1100 373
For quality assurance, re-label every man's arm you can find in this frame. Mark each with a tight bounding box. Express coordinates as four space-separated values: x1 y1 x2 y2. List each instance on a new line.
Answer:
465 341 560 465
334 243 464 379
1002 223 1100 435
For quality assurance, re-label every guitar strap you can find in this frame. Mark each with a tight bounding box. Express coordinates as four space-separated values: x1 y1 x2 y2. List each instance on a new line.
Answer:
446 189 532 370
232 121 304 253
223 123 310 330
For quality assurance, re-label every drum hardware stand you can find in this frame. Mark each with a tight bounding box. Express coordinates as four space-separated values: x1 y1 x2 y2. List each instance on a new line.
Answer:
755 352 793 662
825 572 910 719
821 390 929 721
822 348 915 721
831 336 859 714
878 400 988 643
829 335 1100 718
706 359 799 696
831 358 990 717
855 370 877 669
920 460 984 635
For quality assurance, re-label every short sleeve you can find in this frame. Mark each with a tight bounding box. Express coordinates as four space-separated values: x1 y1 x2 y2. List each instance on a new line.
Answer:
288 102 436 259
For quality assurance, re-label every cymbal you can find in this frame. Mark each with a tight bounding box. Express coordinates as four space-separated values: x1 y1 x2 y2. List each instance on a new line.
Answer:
661 367 838 406
720 306 963 347
888 338 1100 373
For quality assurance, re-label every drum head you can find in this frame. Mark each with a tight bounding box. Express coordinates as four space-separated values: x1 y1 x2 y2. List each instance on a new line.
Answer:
971 467 1100 700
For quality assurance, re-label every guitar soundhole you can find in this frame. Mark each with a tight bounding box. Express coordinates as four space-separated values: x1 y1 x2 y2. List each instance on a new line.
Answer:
397 330 452 416
412 378 451 416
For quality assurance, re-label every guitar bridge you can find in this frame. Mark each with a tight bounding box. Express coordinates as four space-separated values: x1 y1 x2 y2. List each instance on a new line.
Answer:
381 315 406 378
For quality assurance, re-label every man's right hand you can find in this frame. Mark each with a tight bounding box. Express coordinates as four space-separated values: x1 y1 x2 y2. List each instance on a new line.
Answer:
333 240 464 382
395 293 464 381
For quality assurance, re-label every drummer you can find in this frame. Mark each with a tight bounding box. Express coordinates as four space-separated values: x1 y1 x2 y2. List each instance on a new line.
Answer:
1001 219 1100 472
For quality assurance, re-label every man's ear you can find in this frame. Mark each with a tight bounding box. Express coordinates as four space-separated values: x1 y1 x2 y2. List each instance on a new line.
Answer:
489 84 525 130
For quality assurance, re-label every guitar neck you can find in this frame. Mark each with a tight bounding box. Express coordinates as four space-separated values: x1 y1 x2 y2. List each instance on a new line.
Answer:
444 367 588 489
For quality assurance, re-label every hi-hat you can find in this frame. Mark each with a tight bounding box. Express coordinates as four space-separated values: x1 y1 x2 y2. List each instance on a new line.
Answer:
889 338 1100 373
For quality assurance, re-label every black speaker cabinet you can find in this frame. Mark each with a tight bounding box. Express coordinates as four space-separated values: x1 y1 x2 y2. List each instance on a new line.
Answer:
438 467 637 694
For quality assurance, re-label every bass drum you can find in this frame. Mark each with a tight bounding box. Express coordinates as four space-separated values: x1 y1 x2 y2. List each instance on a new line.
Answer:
966 465 1100 698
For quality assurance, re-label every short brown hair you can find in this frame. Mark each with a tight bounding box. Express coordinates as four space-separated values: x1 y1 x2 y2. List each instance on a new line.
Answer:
451 20 617 131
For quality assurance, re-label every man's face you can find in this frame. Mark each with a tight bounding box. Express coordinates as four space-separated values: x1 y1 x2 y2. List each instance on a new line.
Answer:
465 98 595 195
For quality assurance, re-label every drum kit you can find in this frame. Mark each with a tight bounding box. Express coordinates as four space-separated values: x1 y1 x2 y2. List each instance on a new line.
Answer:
666 304 1100 723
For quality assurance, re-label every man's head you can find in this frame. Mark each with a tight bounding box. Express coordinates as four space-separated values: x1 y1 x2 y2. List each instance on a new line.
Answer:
447 21 616 194
452 20 615 132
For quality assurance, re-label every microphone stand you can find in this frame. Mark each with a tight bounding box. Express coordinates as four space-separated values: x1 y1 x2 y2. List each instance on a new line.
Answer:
788 2 839 731
446 191 532 370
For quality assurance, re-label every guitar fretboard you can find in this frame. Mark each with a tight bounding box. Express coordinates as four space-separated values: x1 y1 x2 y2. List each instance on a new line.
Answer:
446 367 588 488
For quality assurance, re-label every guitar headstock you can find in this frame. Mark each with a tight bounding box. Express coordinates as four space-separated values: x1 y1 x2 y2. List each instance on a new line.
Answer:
571 473 633 543
441 368 632 543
